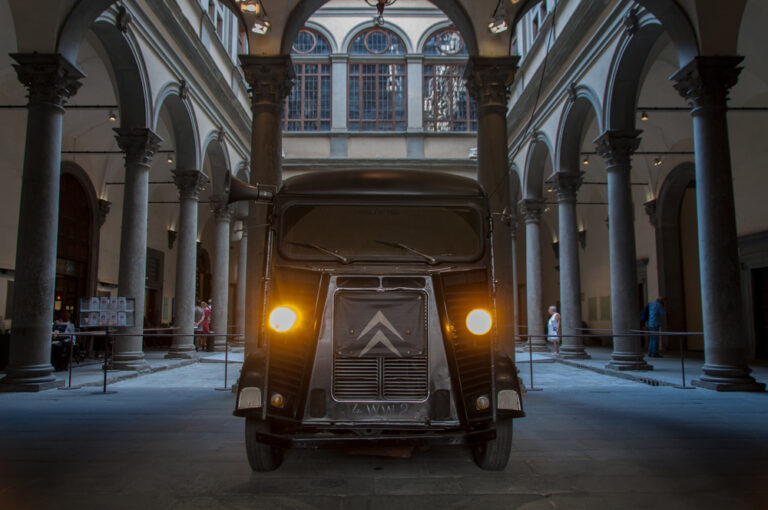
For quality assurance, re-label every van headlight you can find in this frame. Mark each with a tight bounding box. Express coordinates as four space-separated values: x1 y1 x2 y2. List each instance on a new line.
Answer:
268 306 298 332
466 309 493 335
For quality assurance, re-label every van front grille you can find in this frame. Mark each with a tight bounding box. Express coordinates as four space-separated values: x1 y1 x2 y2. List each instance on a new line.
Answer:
333 357 428 401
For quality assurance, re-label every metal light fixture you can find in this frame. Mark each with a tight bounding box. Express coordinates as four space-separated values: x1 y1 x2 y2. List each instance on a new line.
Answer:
365 0 396 26
488 0 509 34
653 157 662 167
582 155 589 165
239 0 270 35
108 110 117 122
640 111 649 121
167 228 177 250
167 154 174 164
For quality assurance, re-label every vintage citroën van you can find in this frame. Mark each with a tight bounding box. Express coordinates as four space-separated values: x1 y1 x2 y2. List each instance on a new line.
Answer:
231 169 524 471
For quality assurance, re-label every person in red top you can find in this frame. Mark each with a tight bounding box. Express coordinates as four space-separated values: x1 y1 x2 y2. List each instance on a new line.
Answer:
202 300 212 352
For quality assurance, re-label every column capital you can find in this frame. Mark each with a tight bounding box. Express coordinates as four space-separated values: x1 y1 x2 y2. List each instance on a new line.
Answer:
552 171 583 202
11 53 84 107
173 169 208 200
97 199 111 228
211 197 234 222
594 130 641 169
672 56 743 113
519 198 545 224
114 127 162 167
240 55 295 111
464 56 519 110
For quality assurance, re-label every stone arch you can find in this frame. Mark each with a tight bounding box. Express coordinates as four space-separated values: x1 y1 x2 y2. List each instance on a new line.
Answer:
556 85 603 175
59 160 101 300
153 82 200 171
632 0 699 66
655 161 696 342
340 20 413 54
523 132 555 199
90 16 150 130
57 0 117 61
301 21 339 53
280 0 478 56
604 11 666 132
201 131 231 196
416 20 456 53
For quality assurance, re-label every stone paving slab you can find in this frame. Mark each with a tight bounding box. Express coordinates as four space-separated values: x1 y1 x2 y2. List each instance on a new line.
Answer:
1 354 768 509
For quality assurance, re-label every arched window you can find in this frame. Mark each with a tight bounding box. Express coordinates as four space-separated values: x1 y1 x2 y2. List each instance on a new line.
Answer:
284 28 332 132
422 28 476 132
348 28 407 132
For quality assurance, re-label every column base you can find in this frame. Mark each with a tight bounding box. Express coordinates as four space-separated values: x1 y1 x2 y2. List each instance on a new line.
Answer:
111 354 150 371
691 364 766 392
605 353 653 371
557 349 591 360
165 346 197 359
0 363 63 391
516 341 550 353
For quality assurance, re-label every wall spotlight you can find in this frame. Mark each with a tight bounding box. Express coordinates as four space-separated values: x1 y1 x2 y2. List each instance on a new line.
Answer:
640 111 649 121
167 228 177 250
108 110 117 122
167 154 174 164
582 155 589 165
653 157 662 167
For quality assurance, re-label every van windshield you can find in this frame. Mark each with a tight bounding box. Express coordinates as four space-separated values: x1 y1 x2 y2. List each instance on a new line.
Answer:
279 203 484 262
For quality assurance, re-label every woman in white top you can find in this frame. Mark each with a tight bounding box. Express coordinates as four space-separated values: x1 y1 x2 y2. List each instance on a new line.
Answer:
547 305 561 354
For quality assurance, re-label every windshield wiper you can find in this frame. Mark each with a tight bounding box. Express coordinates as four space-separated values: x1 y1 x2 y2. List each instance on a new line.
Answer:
287 241 351 264
375 240 437 265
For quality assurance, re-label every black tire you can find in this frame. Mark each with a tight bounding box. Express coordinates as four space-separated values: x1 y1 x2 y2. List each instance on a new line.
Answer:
245 419 283 472
473 420 513 471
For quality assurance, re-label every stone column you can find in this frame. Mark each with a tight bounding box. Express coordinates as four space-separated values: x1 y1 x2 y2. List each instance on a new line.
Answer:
672 56 765 391
240 56 293 348
1 54 82 391
595 130 651 370
166 170 208 358
553 172 590 359
211 200 233 351
519 198 547 351
235 216 248 343
465 57 518 356
112 128 161 370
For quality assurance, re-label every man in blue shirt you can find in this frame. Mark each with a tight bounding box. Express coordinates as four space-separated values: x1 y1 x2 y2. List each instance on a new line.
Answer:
642 297 666 357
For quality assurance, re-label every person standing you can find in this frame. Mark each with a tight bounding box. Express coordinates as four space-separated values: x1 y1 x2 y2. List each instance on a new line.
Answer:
193 301 205 352
547 305 561 355
644 297 666 357
202 300 212 352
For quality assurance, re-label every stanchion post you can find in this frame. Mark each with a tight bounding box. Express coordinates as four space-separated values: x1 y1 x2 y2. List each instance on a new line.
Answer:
678 333 695 389
215 335 230 391
93 331 117 395
58 339 82 391
527 335 542 392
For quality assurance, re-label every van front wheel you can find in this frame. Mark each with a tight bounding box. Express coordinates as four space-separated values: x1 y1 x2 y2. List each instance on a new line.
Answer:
473 420 513 471
245 419 283 472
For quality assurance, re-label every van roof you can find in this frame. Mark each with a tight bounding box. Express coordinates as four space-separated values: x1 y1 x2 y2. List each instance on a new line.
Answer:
279 169 485 197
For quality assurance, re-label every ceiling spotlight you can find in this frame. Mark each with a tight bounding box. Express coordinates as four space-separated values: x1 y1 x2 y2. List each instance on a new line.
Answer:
108 110 117 122
582 156 589 165
641 111 649 121
240 0 270 35
488 0 509 34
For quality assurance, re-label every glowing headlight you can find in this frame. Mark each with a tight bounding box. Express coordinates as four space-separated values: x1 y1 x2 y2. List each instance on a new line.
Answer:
269 306 298 332
466 309 493 335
